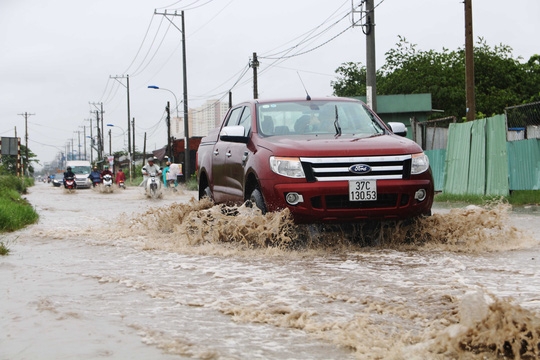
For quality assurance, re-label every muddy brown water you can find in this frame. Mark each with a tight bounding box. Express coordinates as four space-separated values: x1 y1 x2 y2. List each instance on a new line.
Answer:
2 183 540 359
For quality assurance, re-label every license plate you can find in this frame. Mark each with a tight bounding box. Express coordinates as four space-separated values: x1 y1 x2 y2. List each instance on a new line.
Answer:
349 179 377 201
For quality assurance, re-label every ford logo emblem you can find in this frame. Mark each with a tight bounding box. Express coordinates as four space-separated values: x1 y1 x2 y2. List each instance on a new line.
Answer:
349 164 371 174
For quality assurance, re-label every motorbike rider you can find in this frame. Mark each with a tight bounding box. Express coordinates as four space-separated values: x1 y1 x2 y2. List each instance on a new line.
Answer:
141 157 161 189
88 166 102 187
115 168 126 185
63 166 76 188
101 165 113 180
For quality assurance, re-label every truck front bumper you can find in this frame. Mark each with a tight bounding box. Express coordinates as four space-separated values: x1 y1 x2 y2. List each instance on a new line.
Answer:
263 178 434 223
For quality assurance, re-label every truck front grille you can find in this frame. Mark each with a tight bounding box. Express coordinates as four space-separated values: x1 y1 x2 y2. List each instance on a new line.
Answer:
300 155 412 182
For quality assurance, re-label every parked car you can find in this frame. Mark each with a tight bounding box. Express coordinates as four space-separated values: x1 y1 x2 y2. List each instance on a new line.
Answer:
196 97 434 224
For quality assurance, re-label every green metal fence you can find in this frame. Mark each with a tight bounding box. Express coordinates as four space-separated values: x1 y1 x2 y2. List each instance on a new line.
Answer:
441 115 509 196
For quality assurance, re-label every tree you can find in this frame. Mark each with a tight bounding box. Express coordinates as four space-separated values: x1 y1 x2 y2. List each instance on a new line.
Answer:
331 62 367 97
332 36 540 119
0 145 39 176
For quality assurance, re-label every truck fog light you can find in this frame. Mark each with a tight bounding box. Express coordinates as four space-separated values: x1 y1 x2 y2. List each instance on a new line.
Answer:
285 192 304 205
414 189 427 201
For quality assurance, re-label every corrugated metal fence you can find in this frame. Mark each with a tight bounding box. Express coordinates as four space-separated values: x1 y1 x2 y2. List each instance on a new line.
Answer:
507 139 540 190
425 114 540 194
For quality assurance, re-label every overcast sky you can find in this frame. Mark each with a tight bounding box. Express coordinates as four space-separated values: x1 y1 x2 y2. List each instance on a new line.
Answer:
1 0 538 170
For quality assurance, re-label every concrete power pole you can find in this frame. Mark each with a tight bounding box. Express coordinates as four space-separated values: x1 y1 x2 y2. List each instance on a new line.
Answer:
464 0 476 121
153 9 190 178
110 75 132 182
132 117 135 168
17 111 35 176
166 101 171 159
251 52 259 100
365 0 377 112
86 118 94 164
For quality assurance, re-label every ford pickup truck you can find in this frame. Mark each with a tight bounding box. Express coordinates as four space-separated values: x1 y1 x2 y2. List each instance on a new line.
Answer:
196 97 434 224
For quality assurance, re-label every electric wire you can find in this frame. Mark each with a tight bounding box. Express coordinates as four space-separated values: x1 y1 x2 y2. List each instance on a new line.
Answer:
130 16 173 77
121 13 157 75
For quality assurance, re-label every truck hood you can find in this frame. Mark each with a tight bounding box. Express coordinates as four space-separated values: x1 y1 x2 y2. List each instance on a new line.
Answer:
258 134 423 157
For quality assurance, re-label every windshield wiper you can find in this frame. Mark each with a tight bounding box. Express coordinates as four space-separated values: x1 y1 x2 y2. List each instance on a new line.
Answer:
334 105 342 136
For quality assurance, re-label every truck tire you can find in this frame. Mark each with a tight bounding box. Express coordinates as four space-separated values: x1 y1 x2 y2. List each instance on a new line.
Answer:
202 186 213 201
248 188 267 214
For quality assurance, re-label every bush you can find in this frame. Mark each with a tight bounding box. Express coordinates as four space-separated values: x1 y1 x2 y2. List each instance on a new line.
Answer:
0 175 38 232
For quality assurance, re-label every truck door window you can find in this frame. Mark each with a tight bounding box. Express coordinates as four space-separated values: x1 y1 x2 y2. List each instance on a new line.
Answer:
237 107 252 136
225 107 243 127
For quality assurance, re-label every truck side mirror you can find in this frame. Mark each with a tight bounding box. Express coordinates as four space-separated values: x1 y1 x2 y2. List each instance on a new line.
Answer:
388 122 407 137
219 125 249 144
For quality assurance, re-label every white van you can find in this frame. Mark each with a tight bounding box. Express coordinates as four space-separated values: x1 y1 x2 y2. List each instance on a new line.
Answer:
66 160 92 188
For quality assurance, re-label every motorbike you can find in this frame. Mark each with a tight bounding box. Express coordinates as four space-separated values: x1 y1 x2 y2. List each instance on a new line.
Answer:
90 176 102 188
118 180 126 189
145 173 162 199
64 176 76 192
102 174 114 193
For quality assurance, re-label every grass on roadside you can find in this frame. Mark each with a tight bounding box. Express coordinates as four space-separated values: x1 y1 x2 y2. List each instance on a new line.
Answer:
0 175 39 233
434 190 540 206
0 238 15 256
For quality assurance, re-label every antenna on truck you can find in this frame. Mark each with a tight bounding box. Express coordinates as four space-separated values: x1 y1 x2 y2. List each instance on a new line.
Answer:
297 72 311 100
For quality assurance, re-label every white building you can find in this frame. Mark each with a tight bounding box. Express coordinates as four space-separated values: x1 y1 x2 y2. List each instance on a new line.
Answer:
170 100 229 140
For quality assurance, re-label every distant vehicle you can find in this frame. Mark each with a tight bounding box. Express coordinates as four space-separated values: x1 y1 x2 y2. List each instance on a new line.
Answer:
196 97 434 224
52 177 62 187
66 161 92 189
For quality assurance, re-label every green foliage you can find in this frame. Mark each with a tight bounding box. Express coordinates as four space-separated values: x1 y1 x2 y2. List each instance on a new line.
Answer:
0 241 11 256
332 36 540 119
0 175 39 232
331 62 367 97
0 145 39 176
185 173 198 191
434 190 540 206
0 175 28 194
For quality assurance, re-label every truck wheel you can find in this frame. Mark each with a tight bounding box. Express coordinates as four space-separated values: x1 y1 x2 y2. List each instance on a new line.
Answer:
201 186 213 201
248 188 267 214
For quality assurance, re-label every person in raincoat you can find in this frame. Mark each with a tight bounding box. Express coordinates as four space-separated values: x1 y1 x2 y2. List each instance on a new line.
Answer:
162 161 170 188
88 166 102 187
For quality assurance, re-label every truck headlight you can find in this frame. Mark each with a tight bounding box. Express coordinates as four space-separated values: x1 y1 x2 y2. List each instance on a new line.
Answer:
411 153 429 174
269 156 305 178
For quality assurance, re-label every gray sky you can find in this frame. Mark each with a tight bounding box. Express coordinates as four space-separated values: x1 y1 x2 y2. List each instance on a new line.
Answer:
1 0 538 170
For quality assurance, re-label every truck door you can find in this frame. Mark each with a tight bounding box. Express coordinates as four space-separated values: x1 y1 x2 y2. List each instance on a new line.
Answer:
212 106 243 203
223 106 252 203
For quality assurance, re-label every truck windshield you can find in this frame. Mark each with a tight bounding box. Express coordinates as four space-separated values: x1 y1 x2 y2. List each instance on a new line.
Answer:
72 166 91 175
257 100 385 137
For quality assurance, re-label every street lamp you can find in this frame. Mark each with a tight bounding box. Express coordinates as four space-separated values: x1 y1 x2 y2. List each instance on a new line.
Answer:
107 123 127 171
147 85 180 117
148 85 183 163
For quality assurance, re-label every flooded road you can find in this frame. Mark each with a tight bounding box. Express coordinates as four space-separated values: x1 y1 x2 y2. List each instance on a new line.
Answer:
2 182 540 359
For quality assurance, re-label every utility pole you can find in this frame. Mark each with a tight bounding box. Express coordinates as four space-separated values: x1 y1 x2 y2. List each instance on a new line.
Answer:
154 9 190 178
464 0 476 121
95 110 102 161
110 75 132 182
86 118 94 164
132 117 136 169
108 129 112 155
70 138 75 160
251 52 259 99
74 130 81 160
80 126 87 161
365 0 377 112
17 112 35 176
90 102 104 161
166 101 171 159
143 132 147 162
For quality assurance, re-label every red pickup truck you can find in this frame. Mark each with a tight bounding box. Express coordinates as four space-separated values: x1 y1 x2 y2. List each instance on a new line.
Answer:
196 97 434 224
